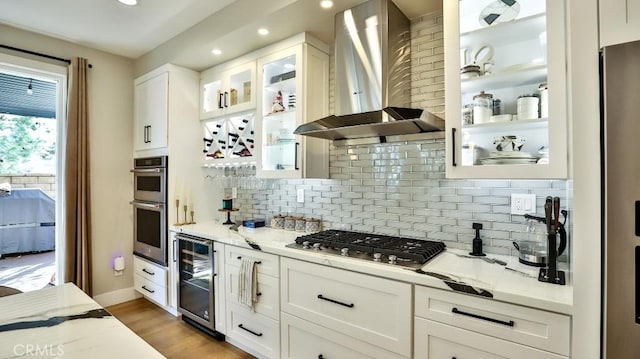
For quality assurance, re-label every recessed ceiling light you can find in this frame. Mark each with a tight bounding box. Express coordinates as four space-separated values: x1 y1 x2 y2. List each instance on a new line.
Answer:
258 28 270 36
320 0 333 9
117 0 138 5
211 48 222 56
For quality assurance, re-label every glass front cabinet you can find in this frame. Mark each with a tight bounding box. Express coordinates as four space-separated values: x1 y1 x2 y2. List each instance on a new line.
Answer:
200 61 256 119
444 0 568 178
256 40 330 179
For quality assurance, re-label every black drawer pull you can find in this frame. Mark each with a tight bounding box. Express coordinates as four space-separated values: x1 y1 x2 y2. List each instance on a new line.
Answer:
142 268 155 275
238 324 263 337
257 292 262 296
237 256 261 264
451 127 457 167
317 294 354 308
318 355 324 359
451 307 514 327
141 285 155 294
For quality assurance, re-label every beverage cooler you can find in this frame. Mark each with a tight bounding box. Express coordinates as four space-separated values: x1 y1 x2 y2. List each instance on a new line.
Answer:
176 234 222 338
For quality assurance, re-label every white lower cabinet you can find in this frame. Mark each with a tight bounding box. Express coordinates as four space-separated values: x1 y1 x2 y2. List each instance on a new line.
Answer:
280 257 412 357
281 312 406 359
224 245 280 358
133 255 168 307
414 286 571 358
414 317 567 359
227 302 279 359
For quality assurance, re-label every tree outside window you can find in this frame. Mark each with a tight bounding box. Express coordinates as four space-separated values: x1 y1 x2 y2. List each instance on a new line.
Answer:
0 114 56 174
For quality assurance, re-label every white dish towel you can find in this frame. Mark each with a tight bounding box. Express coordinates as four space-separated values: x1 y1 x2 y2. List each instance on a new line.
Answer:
237 258 258 311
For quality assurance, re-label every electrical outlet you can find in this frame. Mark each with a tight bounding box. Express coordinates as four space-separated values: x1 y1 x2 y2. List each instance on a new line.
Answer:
297 189 305 203
511 194 536 215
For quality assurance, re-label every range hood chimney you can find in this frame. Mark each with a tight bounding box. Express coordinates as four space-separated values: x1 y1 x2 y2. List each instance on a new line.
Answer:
294 0 444 141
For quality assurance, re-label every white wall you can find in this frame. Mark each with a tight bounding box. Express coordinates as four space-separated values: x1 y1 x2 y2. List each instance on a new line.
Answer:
0 24 135 297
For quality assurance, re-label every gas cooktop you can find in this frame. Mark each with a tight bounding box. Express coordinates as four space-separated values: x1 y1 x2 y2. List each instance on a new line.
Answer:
287 229 446 269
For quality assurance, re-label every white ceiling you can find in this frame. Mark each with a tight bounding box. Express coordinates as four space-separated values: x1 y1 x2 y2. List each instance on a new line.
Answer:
0 0 442 70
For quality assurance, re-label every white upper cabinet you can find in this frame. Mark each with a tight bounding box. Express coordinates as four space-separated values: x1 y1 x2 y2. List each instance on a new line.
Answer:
200 61 256 119
600 0 640 47
134 71 168 152
256 40 329 179
444 0 568 179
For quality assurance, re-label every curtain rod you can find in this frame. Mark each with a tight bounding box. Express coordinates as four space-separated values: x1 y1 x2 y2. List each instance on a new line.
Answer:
0 44 93 68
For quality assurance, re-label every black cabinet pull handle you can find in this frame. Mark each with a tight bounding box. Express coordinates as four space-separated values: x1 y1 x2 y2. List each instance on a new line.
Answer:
256 292 262 296
141 285 155 294
318 355 324 359
238 324 263 337
237 256 261 264
317 294 354 308
218 92 224 109
142 268 155 275
295 142 300 170
451 307 514 327
224 91 229 107
451 127 457 167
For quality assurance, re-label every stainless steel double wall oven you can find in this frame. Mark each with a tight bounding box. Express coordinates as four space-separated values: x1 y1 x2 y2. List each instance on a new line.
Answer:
131 156 168 266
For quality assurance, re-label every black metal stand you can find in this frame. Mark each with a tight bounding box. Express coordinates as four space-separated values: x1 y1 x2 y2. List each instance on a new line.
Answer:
218 208 238 225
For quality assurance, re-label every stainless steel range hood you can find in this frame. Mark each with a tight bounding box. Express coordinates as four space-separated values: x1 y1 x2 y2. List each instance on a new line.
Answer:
294 0 444 141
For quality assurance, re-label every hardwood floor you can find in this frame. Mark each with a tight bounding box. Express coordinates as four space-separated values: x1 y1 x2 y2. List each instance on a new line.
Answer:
107 298 255 359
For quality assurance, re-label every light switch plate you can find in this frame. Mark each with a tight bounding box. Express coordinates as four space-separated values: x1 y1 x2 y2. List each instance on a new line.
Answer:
296 189 304 203
511 193 536 215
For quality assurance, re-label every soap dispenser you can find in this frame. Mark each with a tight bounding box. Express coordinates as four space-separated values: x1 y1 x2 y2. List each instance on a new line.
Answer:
469 222 486 257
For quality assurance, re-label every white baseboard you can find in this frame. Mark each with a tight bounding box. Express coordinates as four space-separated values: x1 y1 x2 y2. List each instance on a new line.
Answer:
93 287 141 307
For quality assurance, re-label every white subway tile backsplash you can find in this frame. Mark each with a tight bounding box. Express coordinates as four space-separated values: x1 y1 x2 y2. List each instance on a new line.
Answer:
226 11 570 256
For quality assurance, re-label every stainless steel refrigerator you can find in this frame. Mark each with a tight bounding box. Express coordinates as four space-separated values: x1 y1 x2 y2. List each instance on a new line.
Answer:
603 40 640 358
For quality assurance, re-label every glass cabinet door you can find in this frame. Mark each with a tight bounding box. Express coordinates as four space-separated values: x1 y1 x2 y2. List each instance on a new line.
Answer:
178 237 213 324
260 53 299 172
445 0 567 178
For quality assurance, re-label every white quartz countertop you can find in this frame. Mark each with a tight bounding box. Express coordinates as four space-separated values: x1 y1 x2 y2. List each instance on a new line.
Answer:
0 283 164 359
172 220 573 315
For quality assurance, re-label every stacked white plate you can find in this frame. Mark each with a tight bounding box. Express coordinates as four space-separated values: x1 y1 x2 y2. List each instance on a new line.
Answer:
479 151 538 165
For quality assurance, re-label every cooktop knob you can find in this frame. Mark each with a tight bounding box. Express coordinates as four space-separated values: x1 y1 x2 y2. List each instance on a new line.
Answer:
302 241 310 249
373 253 382 262
313 243 322 251
340 248 349 256
388 255 397 265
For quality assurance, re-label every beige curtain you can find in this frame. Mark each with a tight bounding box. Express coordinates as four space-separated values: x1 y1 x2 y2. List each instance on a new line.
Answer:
63 57 92 295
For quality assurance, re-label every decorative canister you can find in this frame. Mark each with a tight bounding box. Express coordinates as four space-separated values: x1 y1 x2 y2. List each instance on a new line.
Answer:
305 218 320 234
472 91 493 124
284 216 296 231
295 217 306 232
517 94 540 120
270 215 284 229
538 83 548 118
492 98 502 115
461 104 473 125
222 198 233 210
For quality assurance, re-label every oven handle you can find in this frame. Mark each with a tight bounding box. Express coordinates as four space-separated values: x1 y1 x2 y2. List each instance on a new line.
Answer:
130 201 163 209
129 168 164 173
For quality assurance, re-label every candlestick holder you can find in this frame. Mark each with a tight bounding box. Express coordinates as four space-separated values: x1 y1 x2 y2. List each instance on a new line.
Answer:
173 199 182 226
183 205 188 225
188 210 196 224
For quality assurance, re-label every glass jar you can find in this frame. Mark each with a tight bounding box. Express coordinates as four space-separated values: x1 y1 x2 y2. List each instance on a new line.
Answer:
270 215 284 229
472 91 493 124
461 104 473 125
305 218 320 233
295 217 306 232
517 94 540 120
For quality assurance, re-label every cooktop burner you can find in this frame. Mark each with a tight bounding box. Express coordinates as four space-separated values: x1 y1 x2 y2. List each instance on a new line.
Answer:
288 229 446 269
